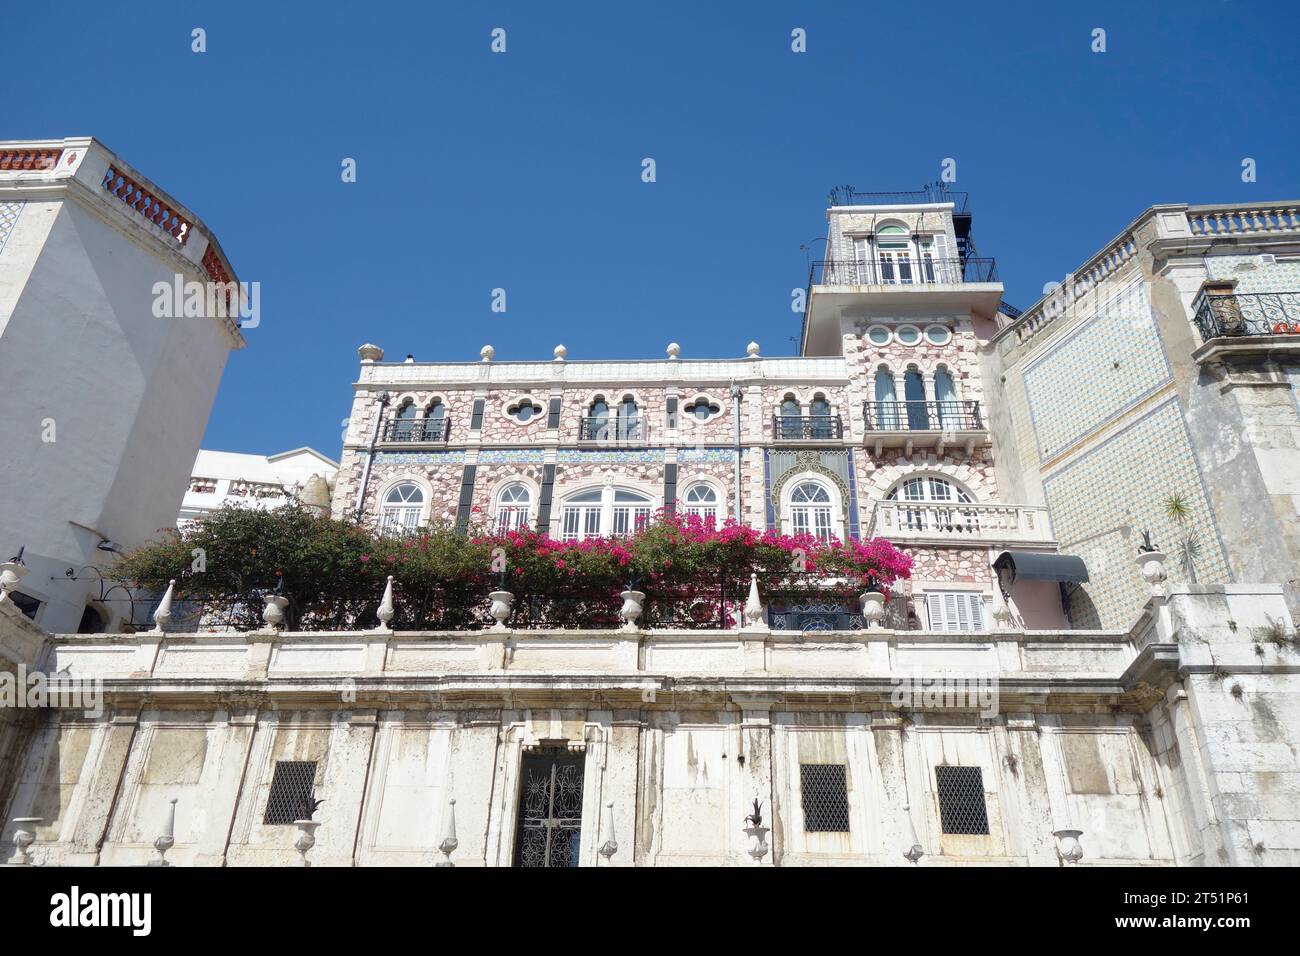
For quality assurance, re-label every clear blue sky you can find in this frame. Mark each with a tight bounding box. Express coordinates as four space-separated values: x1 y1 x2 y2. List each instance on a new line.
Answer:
8 1 1299 460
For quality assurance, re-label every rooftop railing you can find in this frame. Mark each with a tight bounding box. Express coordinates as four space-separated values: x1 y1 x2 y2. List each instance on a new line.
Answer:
828 184 970 213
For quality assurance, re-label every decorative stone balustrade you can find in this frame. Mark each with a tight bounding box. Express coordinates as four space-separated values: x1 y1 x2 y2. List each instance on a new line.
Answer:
101 165 192 244
866 500 1054 545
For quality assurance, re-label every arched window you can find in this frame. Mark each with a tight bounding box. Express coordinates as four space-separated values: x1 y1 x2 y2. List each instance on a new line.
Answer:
494 482 532 532
425 400 446 439
810 395 833 439
584 397 610 441
393 400 419 440
873 368 899 429
619 396 641 440
886 476 975 533
559 486 654 540
681 483 720 524
904 368 929 430
876 224 912 284
934 367 958 429
779 395 802 438
784 479 838 543
380 482 424 534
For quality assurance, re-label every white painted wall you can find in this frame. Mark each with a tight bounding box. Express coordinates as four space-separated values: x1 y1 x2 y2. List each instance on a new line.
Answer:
0 138 242 634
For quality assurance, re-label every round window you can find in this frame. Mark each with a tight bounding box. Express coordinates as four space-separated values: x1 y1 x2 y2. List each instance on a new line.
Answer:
896 325 922 346
866 325 892 346
925 325 952 345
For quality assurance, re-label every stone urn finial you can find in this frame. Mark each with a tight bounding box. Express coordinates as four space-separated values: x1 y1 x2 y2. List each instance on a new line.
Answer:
619 589 646 631
742 573 767 630
480 344 495 363
148 580 176 633
375 575 396 632
554 344 567 362
1136 549 1167 597
746 341 761 358
8 817 42 866
357 343 385 363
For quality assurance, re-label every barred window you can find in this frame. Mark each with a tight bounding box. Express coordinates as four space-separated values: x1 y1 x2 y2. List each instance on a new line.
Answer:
935 765 989 835
264 760 318 825
800 764 850 832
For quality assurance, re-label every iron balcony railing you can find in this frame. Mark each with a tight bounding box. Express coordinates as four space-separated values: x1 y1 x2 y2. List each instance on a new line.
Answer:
578 416 643 442
773 414 844 440
864 400 984 432
810 257 998 287
1193 290 1300 340
382 417 451 442
828 184 970 214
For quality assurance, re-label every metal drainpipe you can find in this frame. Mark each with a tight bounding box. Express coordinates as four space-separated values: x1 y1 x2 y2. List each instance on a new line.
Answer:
354 391 390 521
731 381 743 523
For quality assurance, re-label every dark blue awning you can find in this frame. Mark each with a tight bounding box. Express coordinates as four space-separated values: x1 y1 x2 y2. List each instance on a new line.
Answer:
994 551 1089 584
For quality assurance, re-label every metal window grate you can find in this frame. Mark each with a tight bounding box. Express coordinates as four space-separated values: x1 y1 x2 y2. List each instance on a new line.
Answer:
935 765 989 835
800 764 850 832
263 760 318 825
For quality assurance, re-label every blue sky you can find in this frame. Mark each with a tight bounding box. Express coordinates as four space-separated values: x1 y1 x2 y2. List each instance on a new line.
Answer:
8 0 1299 460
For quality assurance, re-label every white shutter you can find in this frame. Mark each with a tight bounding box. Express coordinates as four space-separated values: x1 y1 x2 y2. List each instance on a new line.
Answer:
932 233 952 281
925 592 985 632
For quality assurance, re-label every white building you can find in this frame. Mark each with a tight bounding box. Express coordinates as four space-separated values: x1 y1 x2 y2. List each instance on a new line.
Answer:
179 448 339 529
0 138 244 634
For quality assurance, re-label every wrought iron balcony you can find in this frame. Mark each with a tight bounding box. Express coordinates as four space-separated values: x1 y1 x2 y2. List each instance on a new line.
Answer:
867 500 1054 544
773 414 844 440
810 257 998 287
382 417 450 442
863 400 983 432
1193 290 1300 340
578 416 643 442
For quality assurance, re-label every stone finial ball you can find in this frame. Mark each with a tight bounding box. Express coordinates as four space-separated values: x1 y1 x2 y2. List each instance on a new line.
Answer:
667 342 681 358
554 344 567 361
746 341 761 357
480 344 495 362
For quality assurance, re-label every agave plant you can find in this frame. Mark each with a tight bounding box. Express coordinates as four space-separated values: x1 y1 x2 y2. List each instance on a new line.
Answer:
1163 492 1200 584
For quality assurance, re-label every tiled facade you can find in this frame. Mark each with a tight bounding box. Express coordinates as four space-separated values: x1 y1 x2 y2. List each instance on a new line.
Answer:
332 191 1071 632
992 202 1300 627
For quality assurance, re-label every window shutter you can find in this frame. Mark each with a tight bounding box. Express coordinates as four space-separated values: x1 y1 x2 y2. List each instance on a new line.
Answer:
547 397 561 429
470 398 486 431
535 464 556 532
926 592 985 632
932 233 951 281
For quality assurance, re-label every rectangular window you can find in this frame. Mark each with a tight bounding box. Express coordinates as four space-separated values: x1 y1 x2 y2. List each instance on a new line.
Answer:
561 506 602 541
800 764 850 832
925 591 986 632
9 591 41 621
264 760 318 825
935 765 989 835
